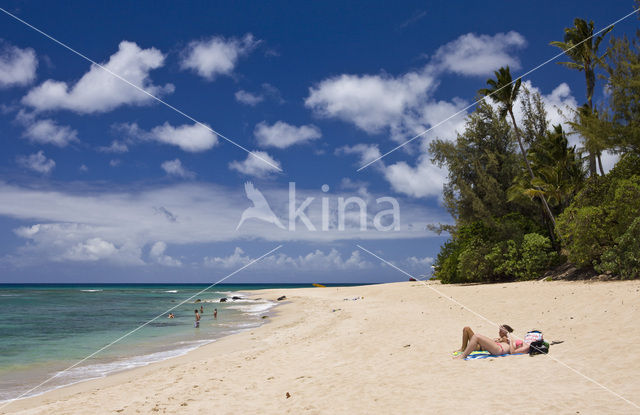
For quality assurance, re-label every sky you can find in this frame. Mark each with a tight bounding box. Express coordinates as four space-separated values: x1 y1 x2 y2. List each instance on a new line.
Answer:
0 0 638 283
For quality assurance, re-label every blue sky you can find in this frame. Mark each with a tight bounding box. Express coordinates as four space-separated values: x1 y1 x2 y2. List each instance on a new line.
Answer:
0 1 638 283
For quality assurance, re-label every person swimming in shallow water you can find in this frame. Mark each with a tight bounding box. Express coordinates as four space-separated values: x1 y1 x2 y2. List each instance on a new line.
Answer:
194 309 200 328
454 324 530 359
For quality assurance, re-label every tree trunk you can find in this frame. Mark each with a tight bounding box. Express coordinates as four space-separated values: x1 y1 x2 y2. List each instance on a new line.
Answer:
597 152 605 176
586 68 598 177
588 153 598 177
541 202 558 249
508 109 557 231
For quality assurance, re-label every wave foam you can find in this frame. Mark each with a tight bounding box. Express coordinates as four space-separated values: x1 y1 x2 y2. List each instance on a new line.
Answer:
227 301 276 315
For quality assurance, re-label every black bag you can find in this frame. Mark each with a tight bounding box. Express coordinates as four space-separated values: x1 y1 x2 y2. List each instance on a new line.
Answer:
529 340 549 355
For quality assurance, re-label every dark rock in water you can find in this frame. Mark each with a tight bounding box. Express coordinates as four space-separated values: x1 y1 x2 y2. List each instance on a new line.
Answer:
232 296 242 300
219 297 227 302
195 299 202 303
277 295 286 301
262 315 268 319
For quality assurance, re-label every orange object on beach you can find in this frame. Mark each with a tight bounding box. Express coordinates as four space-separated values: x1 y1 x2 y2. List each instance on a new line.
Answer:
312 283 326 287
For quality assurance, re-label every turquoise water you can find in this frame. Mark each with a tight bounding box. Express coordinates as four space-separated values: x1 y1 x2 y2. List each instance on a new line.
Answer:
0 283 337 402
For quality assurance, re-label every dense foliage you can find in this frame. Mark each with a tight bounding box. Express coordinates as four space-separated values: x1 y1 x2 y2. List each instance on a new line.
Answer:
557 154 640 276
431 9 640 282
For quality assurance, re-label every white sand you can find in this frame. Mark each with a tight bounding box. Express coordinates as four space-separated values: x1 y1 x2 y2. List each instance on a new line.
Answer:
3 280 640 414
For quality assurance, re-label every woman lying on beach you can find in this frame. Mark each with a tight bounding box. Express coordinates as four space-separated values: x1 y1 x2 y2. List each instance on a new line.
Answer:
454 325 530 359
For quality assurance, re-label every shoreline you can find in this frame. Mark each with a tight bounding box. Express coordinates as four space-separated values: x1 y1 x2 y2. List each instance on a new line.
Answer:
0 289 281 405
0 338 217 404
0 287 294 413
3 280 640 414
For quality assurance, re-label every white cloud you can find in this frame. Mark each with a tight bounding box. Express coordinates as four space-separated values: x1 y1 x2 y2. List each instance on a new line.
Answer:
335 144 382 166
0 181 447 265
0 42 37 88
305 72 470 146
405 255 434 267
64 237 118 261
109 159 121 167
304 32 526 145
16 110 78 147
17 151 55 174
120 122 218 152
149 241 182 266
415 99 468 144
14 223 41 238
235 90 264 106
203 247 250 268
229 151 281 177
383 154 448 199
254 121 321 149
98 140 128 153
599 151 619 174
150 122 218 152
432 31 526 76
514 81 577 131
204 247 371 270
22 41 173 113
235 83 284 106
161 159 195 179
180 34 259 80
22 119 78 147
336 143 446 199
295 249 370 270
305 70 437 135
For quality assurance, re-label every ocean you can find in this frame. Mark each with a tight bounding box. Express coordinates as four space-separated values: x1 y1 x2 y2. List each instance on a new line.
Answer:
0 283 349 402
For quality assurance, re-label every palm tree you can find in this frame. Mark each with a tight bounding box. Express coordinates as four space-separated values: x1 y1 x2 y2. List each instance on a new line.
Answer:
550 18 614 176
479 66 557 229
508 125 586 212
567 104 612 174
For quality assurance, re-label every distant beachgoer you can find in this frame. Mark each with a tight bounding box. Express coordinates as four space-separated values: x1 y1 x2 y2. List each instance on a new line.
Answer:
168 313 174 319
455 324 527 359
194 309 200 328
200 305 204 314
213 308 218 319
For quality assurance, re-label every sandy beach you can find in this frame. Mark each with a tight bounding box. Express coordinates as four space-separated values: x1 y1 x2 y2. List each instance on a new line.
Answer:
3 280 640 414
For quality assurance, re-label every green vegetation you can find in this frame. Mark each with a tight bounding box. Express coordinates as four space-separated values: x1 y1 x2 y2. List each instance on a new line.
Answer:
431 8 640 282
556 154 640 274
